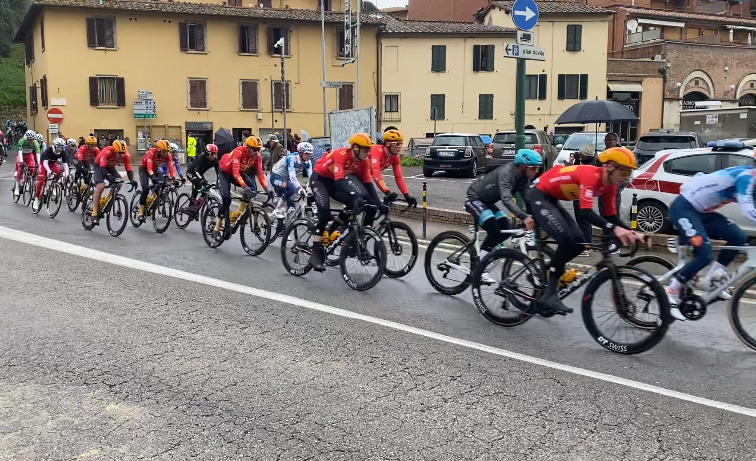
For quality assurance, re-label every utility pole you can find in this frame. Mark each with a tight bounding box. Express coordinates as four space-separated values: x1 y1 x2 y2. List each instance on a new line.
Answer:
320 1 328 136
275 37 288 152
515 58 526 151
355 0 361 108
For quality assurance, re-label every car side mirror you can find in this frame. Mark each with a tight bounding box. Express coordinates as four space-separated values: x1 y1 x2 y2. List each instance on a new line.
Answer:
555 144 563 151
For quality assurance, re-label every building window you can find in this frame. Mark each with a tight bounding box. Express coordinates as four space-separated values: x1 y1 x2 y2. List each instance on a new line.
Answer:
88 76 125 107
29 84 38 115
431 45 446 72
382 93 400 122
558 74 588 100
566 25 582 51
479 94 493 120
228 0 242 5
24 33 33 65
472 45 495 72
526 74 548 100
338 83 354 110
239 25 258 54
337 28 355 59
40 19 45 52
267 26 290 55
86 17 115 49
188 78 208 109
179 22 206 52
430 94 445 120
272 80 291 111
318 0 331 10
240 80 259 110
40 75 48 109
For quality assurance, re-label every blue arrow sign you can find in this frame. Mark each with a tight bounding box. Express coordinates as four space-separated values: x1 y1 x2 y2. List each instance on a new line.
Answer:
511 0 539 31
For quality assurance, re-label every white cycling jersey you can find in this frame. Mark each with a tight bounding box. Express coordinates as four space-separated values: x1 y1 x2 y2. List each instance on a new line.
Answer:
680 166 756 224
271 153 312 190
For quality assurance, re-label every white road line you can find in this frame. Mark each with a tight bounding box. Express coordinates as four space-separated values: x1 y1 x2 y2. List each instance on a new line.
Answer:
1 225 755 419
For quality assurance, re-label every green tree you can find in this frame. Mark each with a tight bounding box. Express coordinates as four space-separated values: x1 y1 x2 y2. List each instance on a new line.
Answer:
0 0 29 58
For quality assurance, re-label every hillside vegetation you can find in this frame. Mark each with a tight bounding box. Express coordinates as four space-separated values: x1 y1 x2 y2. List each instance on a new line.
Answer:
0 43 26 108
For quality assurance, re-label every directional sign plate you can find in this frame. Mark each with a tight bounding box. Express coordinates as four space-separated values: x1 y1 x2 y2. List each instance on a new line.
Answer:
320 80 343 89
511 0 539 31
503 43 547 61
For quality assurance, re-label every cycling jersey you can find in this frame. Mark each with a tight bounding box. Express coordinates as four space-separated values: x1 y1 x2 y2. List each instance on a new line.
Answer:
534 164 618 215
313 147 371 183
219 147 267 189
75 145 99 163
158 154 182 177
97 146 132 172
369 145 407 195
187 152 219 178
140 148 176 177
468 162 530 221
272 153 312 190
39 146 65 163
680 166 756 222
17 138 39 155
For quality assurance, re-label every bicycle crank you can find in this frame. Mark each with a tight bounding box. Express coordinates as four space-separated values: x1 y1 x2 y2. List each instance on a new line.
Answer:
679 295 707 321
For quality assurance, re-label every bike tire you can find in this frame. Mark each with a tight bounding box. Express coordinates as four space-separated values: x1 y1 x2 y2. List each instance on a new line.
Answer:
280 218 315 276
81 195 96 231
106 195 129 237
152 195 173 234
201 202 224 249
66 180 80 212
173 193 193 229
471 248 538 327
728 274 756 352
46 183 62 218
339 227 386 291
31 192 42 214
239 207 271 256
22 177 33 207
381 221 418 279
581 265 671 355
424 231 476 296
11 179 20 203
129 190 144 228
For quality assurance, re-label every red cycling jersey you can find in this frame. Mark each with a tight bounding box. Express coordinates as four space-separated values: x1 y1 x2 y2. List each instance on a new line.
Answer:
75 145 100 163
535 165 618 215
140 148 176 177
219 146 267 189
97 147 133 172
313 147 372 183
369 145 408 195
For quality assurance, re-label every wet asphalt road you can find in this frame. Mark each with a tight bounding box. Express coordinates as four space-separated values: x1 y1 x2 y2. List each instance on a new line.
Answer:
1 168 756 459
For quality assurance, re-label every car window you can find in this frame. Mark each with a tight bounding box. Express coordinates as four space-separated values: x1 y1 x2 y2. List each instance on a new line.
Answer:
432 136 466 147
470 136 482 148
563 134 606 151
636 136 695 151
665 154 718 176
726 154 756 168
493 132 538 144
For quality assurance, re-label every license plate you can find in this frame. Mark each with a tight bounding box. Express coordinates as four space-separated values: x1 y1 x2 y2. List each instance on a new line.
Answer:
503 149 515 155
437 151 456 157
440 164 452 168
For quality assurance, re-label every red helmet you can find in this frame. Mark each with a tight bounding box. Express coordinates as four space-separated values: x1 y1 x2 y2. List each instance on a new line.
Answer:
206 144 219 154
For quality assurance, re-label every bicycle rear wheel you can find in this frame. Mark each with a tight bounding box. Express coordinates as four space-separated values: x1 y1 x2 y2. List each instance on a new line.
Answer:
424 231 476 295
11 178 20 203
381 221 418 279
152 195 172 234
106 195 129 237
66 180 81 212
728 274 756 352
46 183 62 218
81 195 96 231
339 227 386 291
582 266 671 355
22 177 33 207
173 193 193 229
239 207 271 256
129 190 143 228
280 218 315 276
201 202 224 248
31 190 43 214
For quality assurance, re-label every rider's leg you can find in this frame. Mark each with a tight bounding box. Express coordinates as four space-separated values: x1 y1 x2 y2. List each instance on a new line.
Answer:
465 198 501 261
217 172 233 231
573 200 593 251
699 213 746 290
34 161 47 199
309 173 333 270
92 167 108 218
138 167 151 217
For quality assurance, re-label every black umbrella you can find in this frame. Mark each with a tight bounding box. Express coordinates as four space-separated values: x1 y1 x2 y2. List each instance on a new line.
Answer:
555 100 638 150
214 127 235 155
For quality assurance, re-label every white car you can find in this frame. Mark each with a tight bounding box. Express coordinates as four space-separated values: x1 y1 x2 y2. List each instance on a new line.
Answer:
554 132 608 166
619 140 756 235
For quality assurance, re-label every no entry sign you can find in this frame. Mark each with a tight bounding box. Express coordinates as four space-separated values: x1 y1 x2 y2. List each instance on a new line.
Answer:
47 108 64 124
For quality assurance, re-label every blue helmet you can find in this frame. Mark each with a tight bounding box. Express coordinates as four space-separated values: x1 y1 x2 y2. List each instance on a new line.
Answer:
514 149 542 166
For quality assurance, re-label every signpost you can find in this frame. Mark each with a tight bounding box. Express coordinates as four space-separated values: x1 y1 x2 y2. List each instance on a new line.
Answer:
510 0 540 151
503 44 546 61
48 123 58 134
135 90 155 152
320 80 343 89
46 108 64 124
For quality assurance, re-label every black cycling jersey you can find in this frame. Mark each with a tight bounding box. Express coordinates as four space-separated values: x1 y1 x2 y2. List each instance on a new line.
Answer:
467 162 530 220
40 146 65 163
186 153 219 178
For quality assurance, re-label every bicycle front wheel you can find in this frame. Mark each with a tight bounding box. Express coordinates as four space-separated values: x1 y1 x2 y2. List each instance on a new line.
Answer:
152 196 172 234
66 180 80 212
11 179 20 203
46 183 62 218
201 202 224 249
425 231 476 295
280 218 315 276
173 193 193 229
728 274 756 351
129 190 143 228
106 195 129 237
22 177 33 207
339 227 386 291
582 266 671 355
239 207 271 256
381 221 418 279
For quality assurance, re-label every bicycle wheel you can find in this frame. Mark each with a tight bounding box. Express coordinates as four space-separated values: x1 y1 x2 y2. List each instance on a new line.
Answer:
201 202 224 248
66 180 80 212
381 221 418 279
152 195 172 234
129 190 143 228
424 231 476 295
46 183 62 218
280 218 315 276
501 245 553 283
471 248 538 327
239 207 271 256
106 195 129 237
728 274 756 351
582 266 671 355
22 177 33 207
31 190 42 214
173 193 193 229
11 178 20 203
339 227 386 291
81 195 96 231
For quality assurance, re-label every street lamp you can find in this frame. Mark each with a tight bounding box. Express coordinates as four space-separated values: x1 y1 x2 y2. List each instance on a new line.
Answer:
274 38 288 151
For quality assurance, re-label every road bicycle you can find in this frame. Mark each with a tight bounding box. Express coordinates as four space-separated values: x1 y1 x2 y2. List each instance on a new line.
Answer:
280 203 387 291
626 240 756 351
11 163 35 207
66 166 94 212
173 181 222 229
265 192 316 245
129 180 175 233
471 232 670 355
31 172 64 218
200 190 272 256
81 179 132 237
373 196 418 279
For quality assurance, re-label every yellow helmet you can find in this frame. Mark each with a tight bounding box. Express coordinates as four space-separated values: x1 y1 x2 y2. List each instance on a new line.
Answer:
348 133 373 148
85 136 97 146
598 146 638 170
112 140 127 152
245 136 262 149
382 129 404 143
156 140 171 151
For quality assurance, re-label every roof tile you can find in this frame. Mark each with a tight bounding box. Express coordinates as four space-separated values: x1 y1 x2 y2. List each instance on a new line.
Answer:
621 7 756 27
489 1 612 15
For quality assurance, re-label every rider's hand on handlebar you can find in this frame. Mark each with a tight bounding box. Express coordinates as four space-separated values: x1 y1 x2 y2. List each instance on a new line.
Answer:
612 226 636 248
267 190 275 202
404 193 418 208
243 186 255 201
634 231 652 249
385 192 398 204
523 216 535 231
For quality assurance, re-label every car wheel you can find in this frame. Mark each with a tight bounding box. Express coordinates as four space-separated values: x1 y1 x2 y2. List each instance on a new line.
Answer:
467 158 477 178
637 200 672 234
423 166 434 177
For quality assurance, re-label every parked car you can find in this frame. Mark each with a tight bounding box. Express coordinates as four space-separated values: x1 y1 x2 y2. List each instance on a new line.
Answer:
619 139 756 235
633 131 703 165
309 136 331 152
552 134 569 149
554 132 608 166
423 133 487 178
486 129 557 170
408 137 434 159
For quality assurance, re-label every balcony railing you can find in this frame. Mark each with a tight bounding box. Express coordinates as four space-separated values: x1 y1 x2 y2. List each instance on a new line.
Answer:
626 28 662 44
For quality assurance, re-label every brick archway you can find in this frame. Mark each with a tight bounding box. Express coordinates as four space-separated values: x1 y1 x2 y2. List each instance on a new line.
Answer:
736 73 756 99
679 70 714 99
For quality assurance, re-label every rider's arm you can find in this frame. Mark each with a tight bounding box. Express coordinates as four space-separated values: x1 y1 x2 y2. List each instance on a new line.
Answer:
42 159 50 175
286 158 302 190
255 156 268 190
390 156 409 195
166 154 177 178
231 157 245 187
173 155 182 177
146 155 155 176
122 152 134 181
370 156 390 194
735 173 756 224
497 166 528 221
601 185 631 230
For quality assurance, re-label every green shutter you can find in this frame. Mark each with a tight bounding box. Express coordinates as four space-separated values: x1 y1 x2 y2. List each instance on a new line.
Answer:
557 74 565 100
439 46 446 72
579 74 588 100
486 45 495 71
575 26 582 51
538 74 547 100
472 45 480 72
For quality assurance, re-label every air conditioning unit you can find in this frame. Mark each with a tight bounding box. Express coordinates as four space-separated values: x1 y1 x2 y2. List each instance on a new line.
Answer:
654 54 662 61
257 113 264 121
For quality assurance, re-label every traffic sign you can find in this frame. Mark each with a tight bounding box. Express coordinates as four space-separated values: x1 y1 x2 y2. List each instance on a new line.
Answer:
511 0 539 31
503 43 546 61
47 108 64 124
137 90 153 100
517 30 534 46
133 100 157 119
48 123 58 134
320 80 343 89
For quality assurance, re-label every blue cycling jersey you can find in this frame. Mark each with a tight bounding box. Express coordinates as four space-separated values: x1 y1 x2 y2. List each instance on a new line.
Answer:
680 165 756 223
157 154 182 177
271 153 312 190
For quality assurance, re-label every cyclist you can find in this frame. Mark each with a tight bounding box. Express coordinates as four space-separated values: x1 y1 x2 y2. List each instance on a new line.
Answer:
34 137 69 210
65 138 78 167
466 149 541 267
217 136 273 240
369 129 418 208
185 143 220 216
137 139 176 221
308 133 374 271
35 133 46 153
664 166 755 320
74 136 100 185
270 142 313 235
526 146 648 315
13 130 39 198
158 142 184 183
90 140 137 224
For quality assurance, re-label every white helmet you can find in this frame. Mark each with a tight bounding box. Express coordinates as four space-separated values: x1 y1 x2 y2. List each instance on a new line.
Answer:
67 138 77 147
53 137 66 148
169 142 179 152
35 133 43 143
24 130 36 140
297 142 313 154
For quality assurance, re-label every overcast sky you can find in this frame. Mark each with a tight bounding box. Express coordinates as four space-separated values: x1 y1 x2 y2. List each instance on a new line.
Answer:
374 0 409 8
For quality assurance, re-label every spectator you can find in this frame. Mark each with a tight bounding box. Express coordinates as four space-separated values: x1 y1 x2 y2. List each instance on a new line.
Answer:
78 136 86 147
604 132 623 219
269 135 287 168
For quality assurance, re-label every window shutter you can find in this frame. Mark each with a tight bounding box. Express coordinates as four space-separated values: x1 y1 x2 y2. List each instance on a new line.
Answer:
285 29 291 55
116 77 125 106
438 94 445 120
249 26 258 54
486 45 495 71
566 25 574 50
557 74 565 100
251 81 259 109
198 80 207 108
431 46 438 72
273 82 282 110
472 45 480 72
538 74 547 100
41 76 48 109
86 18 96 47
579 74 588 100
89 77 99 106
575 26 582 51
439 46 446 72
189 80 197 108
267 26 275 55
196 23 205 51
285 81 291 109
179 22 188 51
347 84 353 110
104 18 115 49
41 20 45 51
239 25 247 53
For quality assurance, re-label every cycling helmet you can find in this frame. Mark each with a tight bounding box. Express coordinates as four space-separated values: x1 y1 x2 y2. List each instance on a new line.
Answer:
113 140 127 152
245 136 262 149
348 133 373 148
514 149 542 166
169 142 179 153
24 130 36 140
35 133 43 143
297 142 313 154
206 143 219 154
156 140 171 151
85 135 97 146
67 138 77 147
598 146 638 170
53 137 66 149
382 129 404 143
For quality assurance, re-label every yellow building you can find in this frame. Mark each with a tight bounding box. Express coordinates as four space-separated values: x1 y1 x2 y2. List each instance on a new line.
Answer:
379 1 613 137
14 0 379 155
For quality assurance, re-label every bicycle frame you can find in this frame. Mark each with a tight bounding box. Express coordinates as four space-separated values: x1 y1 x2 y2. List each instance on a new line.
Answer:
442 228 528 277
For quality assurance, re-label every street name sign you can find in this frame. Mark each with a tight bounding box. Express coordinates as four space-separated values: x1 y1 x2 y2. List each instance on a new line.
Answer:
503 43 546 61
